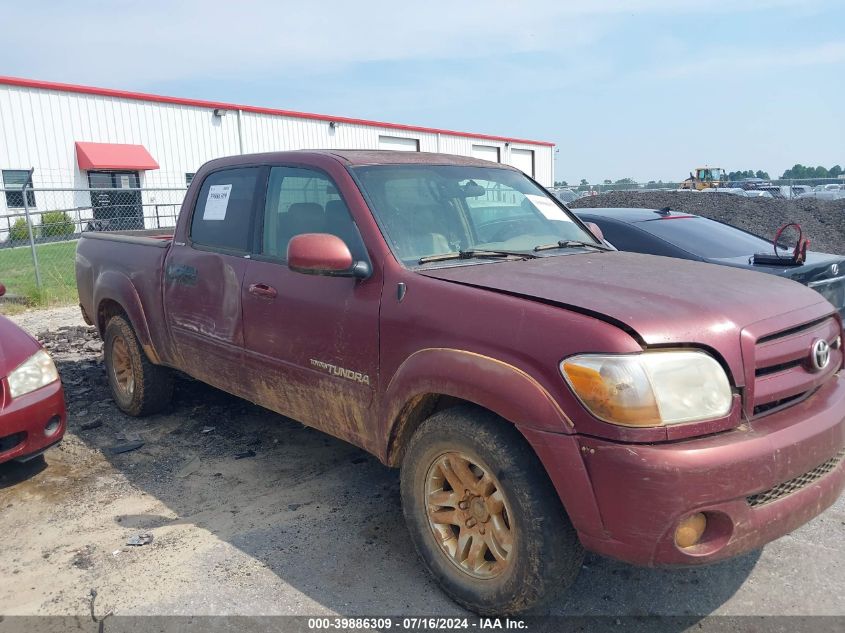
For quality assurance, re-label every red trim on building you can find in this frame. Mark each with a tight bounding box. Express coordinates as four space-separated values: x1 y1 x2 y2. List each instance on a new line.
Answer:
75 142 159 171
0 75 555 147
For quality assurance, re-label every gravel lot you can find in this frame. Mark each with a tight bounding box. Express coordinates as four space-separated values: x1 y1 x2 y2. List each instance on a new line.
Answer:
0 307 843 622
570 192 845 254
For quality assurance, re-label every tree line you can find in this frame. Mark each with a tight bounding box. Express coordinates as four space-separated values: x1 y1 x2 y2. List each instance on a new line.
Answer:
554 163 842 188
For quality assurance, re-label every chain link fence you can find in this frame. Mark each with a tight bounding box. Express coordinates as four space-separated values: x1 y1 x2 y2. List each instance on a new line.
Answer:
1 186 186 306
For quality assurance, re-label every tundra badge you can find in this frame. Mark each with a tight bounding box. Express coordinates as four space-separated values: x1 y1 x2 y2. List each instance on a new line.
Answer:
310 359 370 385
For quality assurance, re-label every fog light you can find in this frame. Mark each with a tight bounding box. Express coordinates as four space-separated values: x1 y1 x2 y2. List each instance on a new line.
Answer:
44 416 61 437
675 513 707 548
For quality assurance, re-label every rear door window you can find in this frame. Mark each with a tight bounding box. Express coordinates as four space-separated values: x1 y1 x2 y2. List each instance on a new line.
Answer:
190 167 261 252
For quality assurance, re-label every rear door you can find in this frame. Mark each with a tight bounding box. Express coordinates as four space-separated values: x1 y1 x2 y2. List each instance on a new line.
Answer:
163 166 264 390
239 164 381 450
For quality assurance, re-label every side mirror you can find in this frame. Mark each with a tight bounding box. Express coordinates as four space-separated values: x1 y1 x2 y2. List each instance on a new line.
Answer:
584 222 605 242
0 283 5 297
287 233 370 279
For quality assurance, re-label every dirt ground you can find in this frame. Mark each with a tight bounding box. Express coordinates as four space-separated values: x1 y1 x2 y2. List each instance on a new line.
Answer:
1 306 843 619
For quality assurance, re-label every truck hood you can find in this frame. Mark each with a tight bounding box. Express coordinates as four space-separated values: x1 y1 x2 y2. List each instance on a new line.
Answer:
417 251 832 346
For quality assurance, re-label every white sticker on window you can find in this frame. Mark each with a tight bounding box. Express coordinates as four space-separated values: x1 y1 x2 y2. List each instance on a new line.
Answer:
203 184 232 220
525 194 572 222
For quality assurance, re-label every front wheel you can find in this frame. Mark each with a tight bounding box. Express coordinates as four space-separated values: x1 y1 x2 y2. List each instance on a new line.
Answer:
400 406 584 615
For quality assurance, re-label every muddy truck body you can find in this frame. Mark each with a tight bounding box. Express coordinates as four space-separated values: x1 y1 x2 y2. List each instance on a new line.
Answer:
76 150 845 614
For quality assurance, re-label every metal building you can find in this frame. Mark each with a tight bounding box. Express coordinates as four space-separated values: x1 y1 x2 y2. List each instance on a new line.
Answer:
0 76 554 232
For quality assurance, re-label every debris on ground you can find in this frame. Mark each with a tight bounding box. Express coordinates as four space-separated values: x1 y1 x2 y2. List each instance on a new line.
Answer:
89 588 113 623
109 441 144 455
234 449 256 460
176 457 202 479
79 420 103 431
125 533 154 546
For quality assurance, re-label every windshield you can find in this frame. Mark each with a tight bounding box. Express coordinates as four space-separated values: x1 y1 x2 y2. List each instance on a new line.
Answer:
352 165 595 265
638 216 775 258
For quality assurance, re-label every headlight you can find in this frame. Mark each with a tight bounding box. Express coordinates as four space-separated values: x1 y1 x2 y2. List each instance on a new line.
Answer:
561 350 732 427
7 349 60 399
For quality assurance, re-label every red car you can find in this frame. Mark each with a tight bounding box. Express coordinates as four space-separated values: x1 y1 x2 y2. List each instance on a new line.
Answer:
0 284 66 464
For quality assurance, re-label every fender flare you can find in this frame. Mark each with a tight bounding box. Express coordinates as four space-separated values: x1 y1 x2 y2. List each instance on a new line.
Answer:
93 270 160 364
381 348 573 462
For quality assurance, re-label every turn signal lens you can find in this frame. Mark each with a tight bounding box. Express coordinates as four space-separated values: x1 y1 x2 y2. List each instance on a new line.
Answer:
562 360 660 426
675 513 707 548
561 351 732 427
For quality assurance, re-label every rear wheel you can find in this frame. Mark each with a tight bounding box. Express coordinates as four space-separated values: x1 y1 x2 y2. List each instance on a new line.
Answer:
103 315 172 416
400 405 584 615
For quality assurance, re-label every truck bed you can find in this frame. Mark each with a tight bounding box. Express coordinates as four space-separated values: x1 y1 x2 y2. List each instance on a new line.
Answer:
76 227 175 364
80 228 174 248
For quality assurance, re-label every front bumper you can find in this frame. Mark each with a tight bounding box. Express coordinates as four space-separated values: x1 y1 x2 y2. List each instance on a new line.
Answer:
525 372 845 567
0 380 67 463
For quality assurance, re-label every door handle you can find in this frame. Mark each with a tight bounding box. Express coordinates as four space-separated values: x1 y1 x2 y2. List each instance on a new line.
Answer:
248 283 277 299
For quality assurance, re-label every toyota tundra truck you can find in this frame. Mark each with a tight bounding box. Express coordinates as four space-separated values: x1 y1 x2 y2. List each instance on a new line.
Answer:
75 150 845 614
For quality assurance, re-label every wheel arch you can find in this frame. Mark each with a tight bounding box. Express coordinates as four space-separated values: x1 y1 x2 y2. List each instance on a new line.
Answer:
381 348 573 467
93 270 160 364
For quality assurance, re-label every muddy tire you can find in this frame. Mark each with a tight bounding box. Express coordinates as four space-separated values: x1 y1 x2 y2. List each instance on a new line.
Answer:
400 405 584 615
103 315 173 416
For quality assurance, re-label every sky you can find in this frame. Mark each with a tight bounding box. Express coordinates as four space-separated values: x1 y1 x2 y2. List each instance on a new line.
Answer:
2 0 843 183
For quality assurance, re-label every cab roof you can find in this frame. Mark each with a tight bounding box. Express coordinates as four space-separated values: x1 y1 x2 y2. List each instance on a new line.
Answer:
326 149 514 168
201 149 517 172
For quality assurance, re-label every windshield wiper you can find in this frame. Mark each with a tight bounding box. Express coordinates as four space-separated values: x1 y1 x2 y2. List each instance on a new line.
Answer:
418 249 538 264
533 239 613 253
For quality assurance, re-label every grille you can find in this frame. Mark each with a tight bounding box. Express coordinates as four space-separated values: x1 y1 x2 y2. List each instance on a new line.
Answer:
747 450 845 507
752 392 807 417
0 432 25 453
750 316 842 417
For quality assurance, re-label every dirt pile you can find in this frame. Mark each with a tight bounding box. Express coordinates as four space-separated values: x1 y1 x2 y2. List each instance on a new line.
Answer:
570 192 845 255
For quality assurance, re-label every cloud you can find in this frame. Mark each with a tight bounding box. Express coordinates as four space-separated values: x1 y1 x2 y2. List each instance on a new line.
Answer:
653 41 845 79
0 0 830 86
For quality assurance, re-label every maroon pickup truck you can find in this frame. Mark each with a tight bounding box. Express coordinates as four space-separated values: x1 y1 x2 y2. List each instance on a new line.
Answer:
76 150 845 614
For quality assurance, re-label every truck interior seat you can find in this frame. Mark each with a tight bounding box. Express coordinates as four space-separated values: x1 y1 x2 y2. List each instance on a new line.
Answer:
278 202 325 256
325 199 365 260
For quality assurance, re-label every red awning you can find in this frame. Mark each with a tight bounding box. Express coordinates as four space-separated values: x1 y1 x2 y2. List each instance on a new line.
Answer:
75 142 159 171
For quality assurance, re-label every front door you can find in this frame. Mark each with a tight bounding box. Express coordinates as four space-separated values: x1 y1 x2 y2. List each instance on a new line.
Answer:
240 165 381 450
87 171 143 230
163 166 264 391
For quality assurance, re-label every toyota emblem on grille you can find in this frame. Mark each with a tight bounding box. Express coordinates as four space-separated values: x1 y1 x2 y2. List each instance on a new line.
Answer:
810 339 831 372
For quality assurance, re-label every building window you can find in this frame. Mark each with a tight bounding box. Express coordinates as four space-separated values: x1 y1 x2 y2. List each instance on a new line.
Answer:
378 135 420 152
2 170 36 208
186 172 196 187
